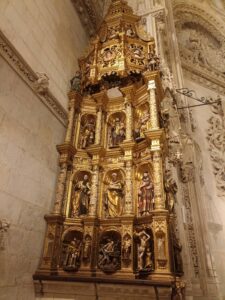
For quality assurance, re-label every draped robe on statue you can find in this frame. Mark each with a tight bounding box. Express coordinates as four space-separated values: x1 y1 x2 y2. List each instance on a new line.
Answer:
105 175 123 217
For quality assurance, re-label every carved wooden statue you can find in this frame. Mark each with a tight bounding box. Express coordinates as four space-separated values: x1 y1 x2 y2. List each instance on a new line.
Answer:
138 172 154 216
109 117 126 147
71 174 91 217
105 172 124 217
63 238 82 271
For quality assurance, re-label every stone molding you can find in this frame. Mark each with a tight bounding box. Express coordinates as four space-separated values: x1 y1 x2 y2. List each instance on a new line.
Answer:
173 2 225 94
206 101 225 198
71 0 105 36
0 30 67 127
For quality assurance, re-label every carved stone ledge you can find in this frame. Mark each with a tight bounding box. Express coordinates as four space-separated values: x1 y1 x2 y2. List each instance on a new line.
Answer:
0 30 67 126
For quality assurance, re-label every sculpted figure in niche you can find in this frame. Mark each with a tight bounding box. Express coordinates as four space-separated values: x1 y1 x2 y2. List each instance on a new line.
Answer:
98 237 121 272
147 52 160 72
63 238 82 271
105 172 124 217
188 31 206 65
70 71 81 92
138 172 154 216
109 117 126 147
134 106 150 142
134 230 153 271
83 235 92 262
80 117 95 149
173 236 183 274
157 234 166 259
71 174 91 217
122 235 132 261
164 169 178 213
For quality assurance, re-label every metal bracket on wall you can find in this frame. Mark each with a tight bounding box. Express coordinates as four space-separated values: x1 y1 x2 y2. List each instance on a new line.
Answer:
176 88 221 109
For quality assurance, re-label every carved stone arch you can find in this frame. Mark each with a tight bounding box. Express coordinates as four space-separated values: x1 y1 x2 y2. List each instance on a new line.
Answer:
173 3 225 77
173 3 225 42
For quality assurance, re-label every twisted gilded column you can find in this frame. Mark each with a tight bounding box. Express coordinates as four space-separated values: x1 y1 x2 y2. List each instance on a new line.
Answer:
148 80 159 130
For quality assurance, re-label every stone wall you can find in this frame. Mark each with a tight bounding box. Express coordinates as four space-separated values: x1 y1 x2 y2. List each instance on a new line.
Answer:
183 78 225 298
0 0 88 109
0 55 65 299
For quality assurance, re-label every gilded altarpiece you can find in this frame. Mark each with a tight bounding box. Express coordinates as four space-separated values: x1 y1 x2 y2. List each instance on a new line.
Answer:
34 1 184 298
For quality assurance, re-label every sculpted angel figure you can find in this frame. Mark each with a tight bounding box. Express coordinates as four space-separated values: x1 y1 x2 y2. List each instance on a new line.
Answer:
105 172 124 217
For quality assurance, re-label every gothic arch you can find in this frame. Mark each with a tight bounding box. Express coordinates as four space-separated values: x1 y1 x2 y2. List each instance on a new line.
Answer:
173 2 225 93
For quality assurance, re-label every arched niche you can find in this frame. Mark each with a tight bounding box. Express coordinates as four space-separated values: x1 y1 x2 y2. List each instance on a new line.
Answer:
78 113 96 149
60 229 83 272
98 229 121 273
135 163 154 216
107 111 126 148
133 102 150 142
102 169 125 218
133 226 154 272
69 170 92 218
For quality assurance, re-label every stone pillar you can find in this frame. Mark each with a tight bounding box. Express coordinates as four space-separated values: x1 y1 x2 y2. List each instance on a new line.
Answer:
95 107 102 145
89 164 99 216
148 80 159 130
124 160 133 214
125 100 132 141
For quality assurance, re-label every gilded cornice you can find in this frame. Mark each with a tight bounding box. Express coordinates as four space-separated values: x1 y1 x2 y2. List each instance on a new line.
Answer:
0 30 67 126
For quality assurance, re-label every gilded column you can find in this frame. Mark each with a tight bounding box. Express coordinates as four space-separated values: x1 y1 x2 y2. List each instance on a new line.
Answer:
124 160 133 214
65 91 81 144
95 107 102 145
148 80 159 129
125 99 132 141
89 164 99 216
152 150 165 210
52 144 76 215
53 163 68 215
65 98 75 143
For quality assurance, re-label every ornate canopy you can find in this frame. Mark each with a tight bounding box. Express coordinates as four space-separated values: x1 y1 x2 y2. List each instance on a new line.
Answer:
78 0 157 93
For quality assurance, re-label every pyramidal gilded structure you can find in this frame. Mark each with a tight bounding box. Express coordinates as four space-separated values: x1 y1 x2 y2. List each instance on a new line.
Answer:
34 1 184 298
